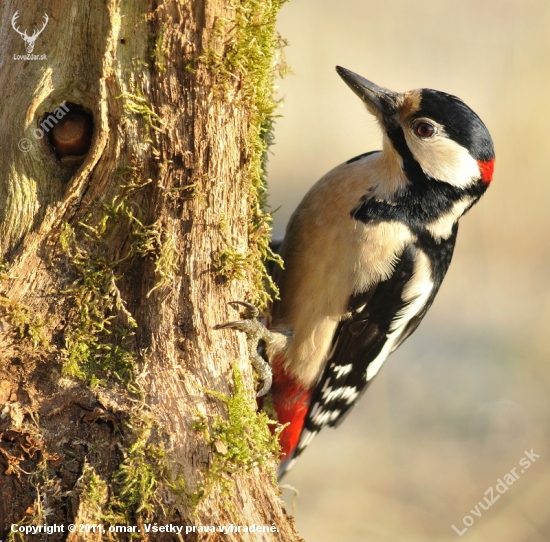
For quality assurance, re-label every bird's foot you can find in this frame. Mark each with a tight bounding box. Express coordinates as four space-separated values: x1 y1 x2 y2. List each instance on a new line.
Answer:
214 301 275 397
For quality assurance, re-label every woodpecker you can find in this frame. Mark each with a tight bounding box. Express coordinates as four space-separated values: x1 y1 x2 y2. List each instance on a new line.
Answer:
217 66 495 476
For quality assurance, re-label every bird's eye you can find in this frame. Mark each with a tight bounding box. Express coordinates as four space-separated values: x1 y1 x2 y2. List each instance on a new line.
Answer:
413 121 436 138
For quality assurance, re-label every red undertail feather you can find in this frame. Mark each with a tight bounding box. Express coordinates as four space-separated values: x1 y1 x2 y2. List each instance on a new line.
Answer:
268 354 313 460
477 158 495 184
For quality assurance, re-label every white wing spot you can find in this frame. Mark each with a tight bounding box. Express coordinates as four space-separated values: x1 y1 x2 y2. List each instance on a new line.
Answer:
332 364 352 379
342 387 359 404
312 410 333 427
309 401 321 420
321 386 334 400
323 386 359 404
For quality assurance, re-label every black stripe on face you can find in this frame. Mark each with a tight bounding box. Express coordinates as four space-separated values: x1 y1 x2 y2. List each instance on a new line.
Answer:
350 90 492 226
351 170 486 226
385 124 428 185
359 89 493 227
417 90 494 162
351 122 487 226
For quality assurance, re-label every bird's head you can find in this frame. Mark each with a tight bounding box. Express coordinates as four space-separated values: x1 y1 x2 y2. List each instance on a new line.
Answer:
336 66 495 189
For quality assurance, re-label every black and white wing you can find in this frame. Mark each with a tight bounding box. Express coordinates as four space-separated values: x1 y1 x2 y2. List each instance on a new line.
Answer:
291 230 457 463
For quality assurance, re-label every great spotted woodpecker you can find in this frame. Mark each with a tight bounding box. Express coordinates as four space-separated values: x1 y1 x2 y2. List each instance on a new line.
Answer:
217 66 495 476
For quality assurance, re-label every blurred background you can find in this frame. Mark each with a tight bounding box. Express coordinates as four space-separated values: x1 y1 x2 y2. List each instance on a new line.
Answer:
267 0 550 540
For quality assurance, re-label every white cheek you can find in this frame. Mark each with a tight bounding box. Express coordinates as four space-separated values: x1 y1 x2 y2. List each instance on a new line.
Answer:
404 131 480 188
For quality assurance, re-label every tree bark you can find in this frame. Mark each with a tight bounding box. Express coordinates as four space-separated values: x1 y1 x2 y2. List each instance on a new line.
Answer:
0 0 301 540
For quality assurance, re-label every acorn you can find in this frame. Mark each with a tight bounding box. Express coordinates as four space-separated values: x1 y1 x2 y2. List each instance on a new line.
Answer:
51 113 93 157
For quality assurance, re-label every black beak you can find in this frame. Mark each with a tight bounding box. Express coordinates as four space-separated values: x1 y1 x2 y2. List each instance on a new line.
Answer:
336 66 400 117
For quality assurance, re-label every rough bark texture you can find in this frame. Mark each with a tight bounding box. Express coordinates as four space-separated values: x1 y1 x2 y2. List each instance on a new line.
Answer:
0 0 301 540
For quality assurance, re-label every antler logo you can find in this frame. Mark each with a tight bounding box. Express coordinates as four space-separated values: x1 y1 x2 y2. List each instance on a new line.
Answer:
11 11 49 54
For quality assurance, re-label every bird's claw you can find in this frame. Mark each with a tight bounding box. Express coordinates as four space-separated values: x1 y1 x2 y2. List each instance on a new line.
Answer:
213 301 260 331
227 300 259 319
215 301 273 397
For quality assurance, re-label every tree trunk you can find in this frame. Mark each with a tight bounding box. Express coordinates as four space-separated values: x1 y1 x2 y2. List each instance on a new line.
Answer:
0 0 301 540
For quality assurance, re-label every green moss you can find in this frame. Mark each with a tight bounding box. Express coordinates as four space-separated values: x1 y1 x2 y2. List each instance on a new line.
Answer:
150 23 168 73
59 213 167 520
214 248 253 281
166 181 207 203
117 91 163 154
59 191 179 385
182 364 281 509
76 462 111 522
0 259 46 347
208 365 281 473
169 477 205 511
204 0 288 310
59 219 137 387
131 217 178 298
56 178 177 525
104 197 177 297
76 418 167 530
0 296 47 348
110 413 166 519
118 92 163 131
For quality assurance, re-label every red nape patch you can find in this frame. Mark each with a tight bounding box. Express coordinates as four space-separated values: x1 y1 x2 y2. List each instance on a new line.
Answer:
268 355 313 459
478 158 495 184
